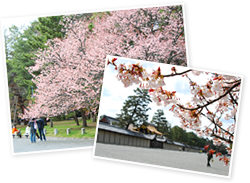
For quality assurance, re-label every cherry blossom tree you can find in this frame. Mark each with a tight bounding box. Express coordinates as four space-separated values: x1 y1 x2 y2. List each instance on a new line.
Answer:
88 5 187 66
21 5 187 126
21 17 103 127
107 56 242 166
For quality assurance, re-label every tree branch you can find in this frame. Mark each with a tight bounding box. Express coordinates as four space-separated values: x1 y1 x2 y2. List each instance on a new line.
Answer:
211 133 233 145
177 81 241 111
163 69 192 77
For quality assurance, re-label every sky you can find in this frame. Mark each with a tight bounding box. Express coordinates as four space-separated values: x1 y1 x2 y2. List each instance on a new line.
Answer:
98 56 236 135
1 16 38 31
99 56 193 128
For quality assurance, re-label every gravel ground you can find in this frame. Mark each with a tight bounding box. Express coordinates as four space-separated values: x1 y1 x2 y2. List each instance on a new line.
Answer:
12 136 94 154
94 143 231 177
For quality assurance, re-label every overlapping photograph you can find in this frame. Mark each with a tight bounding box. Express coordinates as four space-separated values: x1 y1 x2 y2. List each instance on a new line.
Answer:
93 55 242 177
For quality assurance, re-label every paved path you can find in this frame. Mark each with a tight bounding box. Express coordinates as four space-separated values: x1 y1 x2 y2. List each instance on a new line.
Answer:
12 136 94 154
94 143 231 177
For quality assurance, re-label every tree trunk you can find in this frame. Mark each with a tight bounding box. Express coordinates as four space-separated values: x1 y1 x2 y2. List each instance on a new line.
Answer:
73 111 79 125
91 112 96 122
24 119 28 125
15 115 20 125
80 108 87 127
62 115 66 120
126 122 131 130
50 119 53 127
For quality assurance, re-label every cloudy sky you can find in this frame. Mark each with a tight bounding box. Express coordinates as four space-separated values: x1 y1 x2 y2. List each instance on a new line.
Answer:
98 56 236 135
1 16 38 31
99 56 201 128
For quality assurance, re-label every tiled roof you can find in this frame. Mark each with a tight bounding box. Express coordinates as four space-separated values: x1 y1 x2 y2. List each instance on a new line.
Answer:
98 121 204 150
98 122 156 140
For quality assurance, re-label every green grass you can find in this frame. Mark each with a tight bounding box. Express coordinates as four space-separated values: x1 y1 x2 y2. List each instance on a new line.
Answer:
16 119 96 138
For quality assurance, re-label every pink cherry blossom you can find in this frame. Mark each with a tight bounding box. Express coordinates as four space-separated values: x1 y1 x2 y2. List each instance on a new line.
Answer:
108 57 242 165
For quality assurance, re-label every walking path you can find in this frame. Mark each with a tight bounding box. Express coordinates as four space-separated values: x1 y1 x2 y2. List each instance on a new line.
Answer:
94 143 231 177
12 136 94 154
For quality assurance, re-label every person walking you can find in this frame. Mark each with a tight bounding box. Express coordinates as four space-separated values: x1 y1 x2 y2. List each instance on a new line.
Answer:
28 118 36 143
37 118 46 141
207 149 215 167
204 145 215 167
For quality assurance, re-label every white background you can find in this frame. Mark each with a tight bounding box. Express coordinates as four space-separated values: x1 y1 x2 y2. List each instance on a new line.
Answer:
0 0 249 182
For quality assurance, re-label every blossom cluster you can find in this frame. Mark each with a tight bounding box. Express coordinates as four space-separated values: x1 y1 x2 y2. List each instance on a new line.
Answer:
22 5 187 120
109 58 241 166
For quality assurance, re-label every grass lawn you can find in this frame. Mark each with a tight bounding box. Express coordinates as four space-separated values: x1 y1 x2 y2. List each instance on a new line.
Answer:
15 119 96 138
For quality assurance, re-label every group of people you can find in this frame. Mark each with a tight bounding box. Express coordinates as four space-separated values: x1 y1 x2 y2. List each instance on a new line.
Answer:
12 118 46 143
27 118 46 143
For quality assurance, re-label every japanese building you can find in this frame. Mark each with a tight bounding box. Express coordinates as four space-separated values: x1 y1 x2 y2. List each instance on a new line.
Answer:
97 115 203 152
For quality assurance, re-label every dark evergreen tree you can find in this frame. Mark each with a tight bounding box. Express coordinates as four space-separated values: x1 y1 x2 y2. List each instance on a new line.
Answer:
7 23 39 112
186 131 206 148
168 125 207 148
5 16 67 116
151 109 171 136
116 88 152 129
29 16 66 50
169 126 188 143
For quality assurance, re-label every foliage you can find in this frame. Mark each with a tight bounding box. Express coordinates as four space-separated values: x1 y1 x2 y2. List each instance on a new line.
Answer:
5 16 67 114
167 126 207 148
35 16 66 42
108 56 242 165
89 5 187 66
21 5 185 124
21 16 103 128
5 24 40 114
151 109 171 136
116 88 152 129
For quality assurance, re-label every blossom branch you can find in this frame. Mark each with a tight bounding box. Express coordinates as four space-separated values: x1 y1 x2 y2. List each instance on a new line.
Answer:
177 81 241 111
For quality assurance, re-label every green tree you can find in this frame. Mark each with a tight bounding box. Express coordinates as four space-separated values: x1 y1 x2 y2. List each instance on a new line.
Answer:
205 139 228 155
151 109 171 136
116 88 152 129
28 16 66 50
169 126 188 143
6 16 67 116
168 126 207 148
6 24 38 114
4 25 25 60
186 132 206 147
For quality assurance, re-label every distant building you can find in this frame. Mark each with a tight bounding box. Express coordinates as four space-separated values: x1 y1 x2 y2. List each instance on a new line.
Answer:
97 122 155 148
99 115 120 126
133 122 163 136
97 116 203 153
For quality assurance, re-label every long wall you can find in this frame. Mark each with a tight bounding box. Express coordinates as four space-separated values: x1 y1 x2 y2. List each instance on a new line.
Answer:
97 129 151 148
163 143 200 152
185 147 200 153
97 129 201 153
163 143 182 151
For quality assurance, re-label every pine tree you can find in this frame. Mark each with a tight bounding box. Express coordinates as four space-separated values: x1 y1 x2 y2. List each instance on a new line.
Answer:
6 16 67 115
116 88 152 129
28 16 66 50
151 109 171 136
